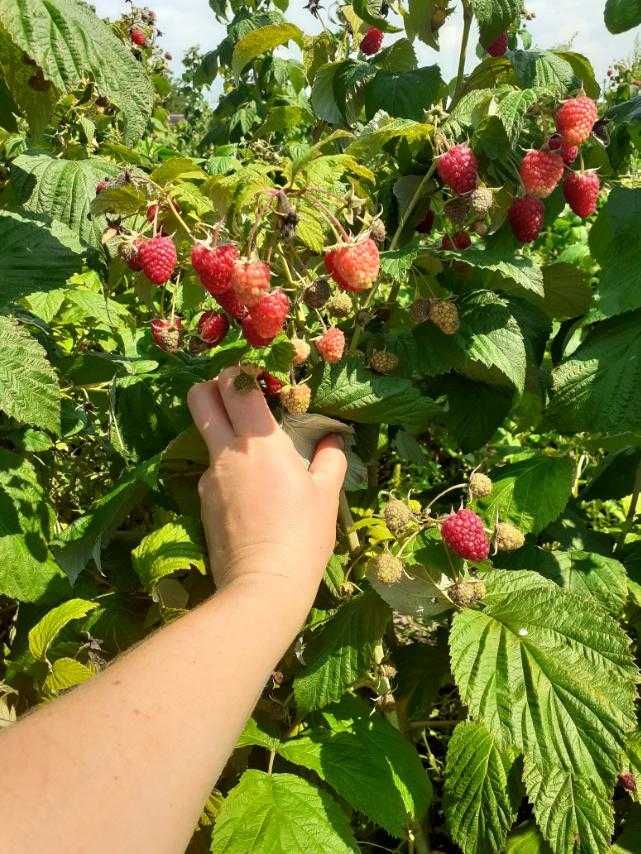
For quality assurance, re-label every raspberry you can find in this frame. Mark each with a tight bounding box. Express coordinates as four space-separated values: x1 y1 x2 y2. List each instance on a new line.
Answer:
303 278 331 308
442 509 490 561
197 311 229 346
409 298 431 325
429 300 460 335
548 133 562 151
369 350 399 374
555 96 598 146
247 290 289 339
445 196 471 224
368 554 404 585
95 179 109 194
618 772 637 793
508 195 545 243
383 499 415 537
416 209 435 234
563 170 600 218
437 143 478 194
360 26 383 55
280 383 312 415
369 219 386 243
138 235 177 285
519 149 564 198
469 472 493 498
242 315 275 347
291 337 311 365
151 317 182 353
231 258 271 307
470 186 493 216
192 243 239 296
315 327 345 363
485 32 508 56
561 143 579 165
215 288 248 321
326 291 353 318
147 203 159 222
473 220 488 236
441 231 471 251
494 522 525 551
447 579 487 608
124 238 144 271
234 371 259 393
130 27 147 46
325 238 379 292
259 371 284 397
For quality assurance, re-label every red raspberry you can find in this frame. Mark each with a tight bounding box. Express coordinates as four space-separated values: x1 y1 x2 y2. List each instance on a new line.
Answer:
151 317 182 353
416 209 435 234
561 143 578 165
441 231 471 251
126 238 144 271
360 26 383 55
485 32 508 56
519 149 564 198
247 290 290 339
548 133 562 151
95 179 109 194
242 316 276 347
315 327 345 364
259 371 283 397
324 238 379 292
555 96 598 146
138 235 177 285
441 509 490 561
618 771 637 793
215 288 248 321
130 27 147 46
147 203 159 222
197 311 229 346
508 195 545 243
231 258 271 307
563 170 600 218
192 242 238 295
436 143 478 194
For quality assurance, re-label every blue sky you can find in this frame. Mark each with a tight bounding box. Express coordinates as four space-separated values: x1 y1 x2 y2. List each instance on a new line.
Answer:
95 0 640 89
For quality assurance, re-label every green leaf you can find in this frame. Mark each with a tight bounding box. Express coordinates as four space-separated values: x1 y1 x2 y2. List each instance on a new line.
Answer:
471 0 521 40
212 770 358 853
310 63 345 125
554 52 600 99
505 822 551 853
9 154 120 247
450 570 637 854
43 657 95 696
150 156 206 185
540 263 592 320
29 598 98 660
132 517 206 590
611 805 641 853
369 562 452 621
605 0 641 33
364 65 445 121
623 731 641 804
0 211 83 303
444 721 523 854
0 316 60 434
346 115 431 160
231 23 304 77
0 0 154 143
546 311 641 435
477 452 575 534
294 590 390 715
495 87 546 144
372 38 417 72
279 695 432 838
449 239 544 297
353 0 402 32
91 184 148 219
314 359 439 433
589 186 641 318
436 375 514 452
511 50 579 96
582 447 641 501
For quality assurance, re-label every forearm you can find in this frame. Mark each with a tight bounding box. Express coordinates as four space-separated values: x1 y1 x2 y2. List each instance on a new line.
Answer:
1 575 307 854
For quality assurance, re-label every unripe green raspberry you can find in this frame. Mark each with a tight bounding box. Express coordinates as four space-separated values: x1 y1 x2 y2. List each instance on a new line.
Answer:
383 498 416 537
428 299 460 335
495 522 525 551
469 472 493 498
291 337 311 366
369 350 399 374
234 372 258 393
326 291 353 318
470 186 493 217
280 384 312 415
369 218 387 243
445 195 471 224
303 278 331 308
448 579 486 608
368 553 404 585
409 298 431 325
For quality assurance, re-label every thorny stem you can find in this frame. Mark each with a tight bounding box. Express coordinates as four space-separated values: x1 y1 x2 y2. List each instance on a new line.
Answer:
339 490 360 553
615 459 641 552
425 482 468 513
452 1 473 106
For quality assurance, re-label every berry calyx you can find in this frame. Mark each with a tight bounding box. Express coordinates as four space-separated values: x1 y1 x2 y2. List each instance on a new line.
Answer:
280 383 312 415
441 231 471 251
485 32 508 56
325 238 380 292
429 299 460 335
368 554 404 585
192 243 239 296
231 258 271 307
369 350 399 374
519 149 564 198
436 143 478 194
555 96 598 146
197 311 229 347
469 472 493 498
494 522 525 551
383 499 415 537
130 27 147 46
441 509 490 561
138 235 177 285
151 317 182 353
315 327 346 363
360 26 383 55
563 170 600 218
416 209 435 234
247 290 290 339
508 195 545 243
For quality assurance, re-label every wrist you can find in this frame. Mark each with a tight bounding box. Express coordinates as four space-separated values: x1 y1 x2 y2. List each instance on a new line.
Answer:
217 570 319 627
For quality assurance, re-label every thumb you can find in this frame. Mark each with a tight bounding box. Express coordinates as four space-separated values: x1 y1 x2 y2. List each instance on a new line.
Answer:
309 433 347 496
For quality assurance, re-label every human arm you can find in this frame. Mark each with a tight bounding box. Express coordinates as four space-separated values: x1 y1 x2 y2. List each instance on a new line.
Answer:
0 368 346 854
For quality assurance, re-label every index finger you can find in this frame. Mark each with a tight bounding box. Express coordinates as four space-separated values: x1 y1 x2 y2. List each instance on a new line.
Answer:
187 379 234 457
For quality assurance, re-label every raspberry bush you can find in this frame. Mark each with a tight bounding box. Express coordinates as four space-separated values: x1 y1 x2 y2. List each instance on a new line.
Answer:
1 0 641 851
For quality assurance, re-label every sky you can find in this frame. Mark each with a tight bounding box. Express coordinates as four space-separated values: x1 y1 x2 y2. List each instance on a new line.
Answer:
94 0 640 92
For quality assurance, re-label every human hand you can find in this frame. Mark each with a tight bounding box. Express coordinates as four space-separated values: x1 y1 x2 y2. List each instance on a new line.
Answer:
187 368 347 613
